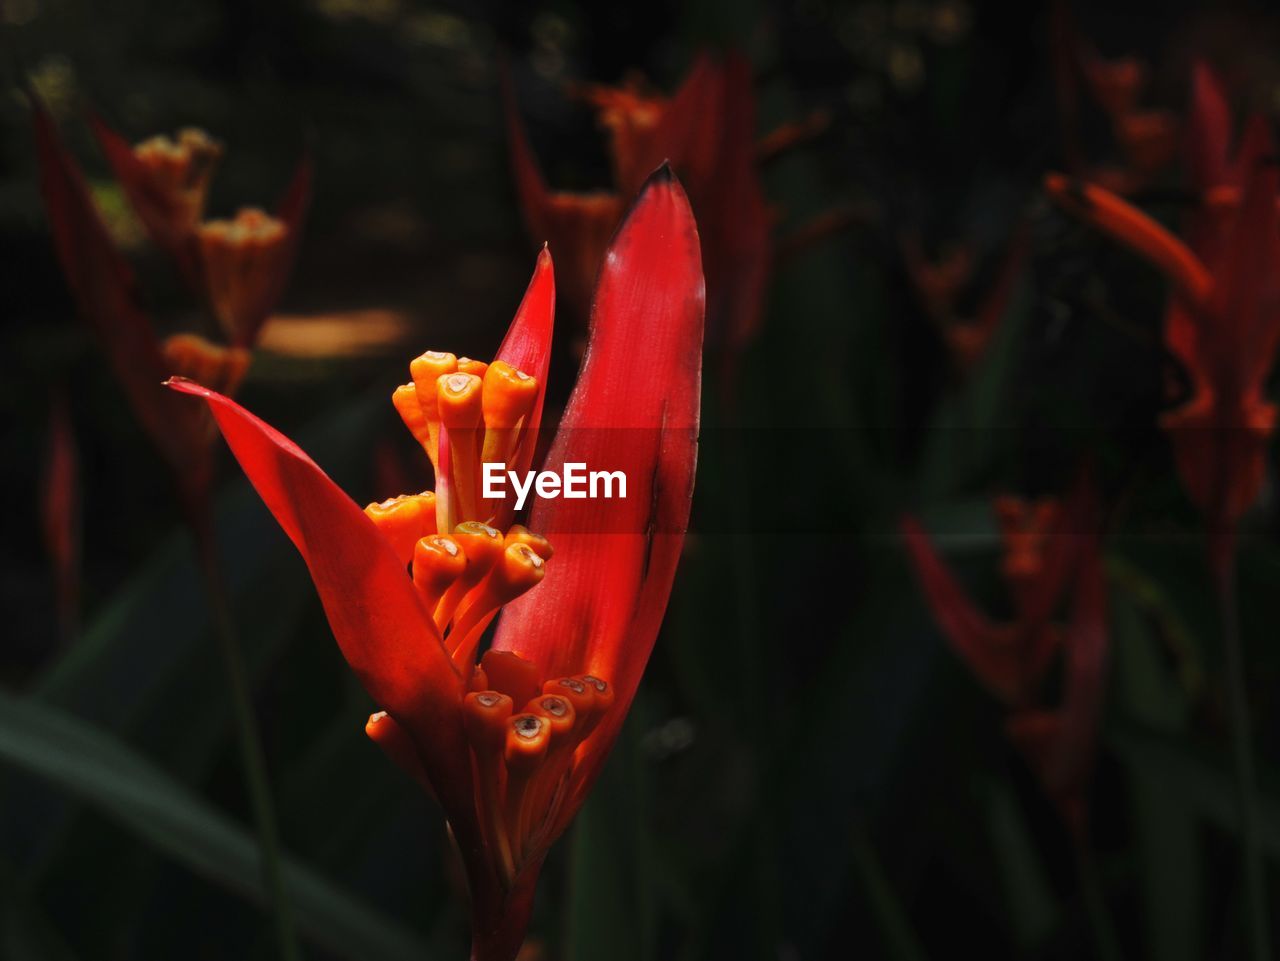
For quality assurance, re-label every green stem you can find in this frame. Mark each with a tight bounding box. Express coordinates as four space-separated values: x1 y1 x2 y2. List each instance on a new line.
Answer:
189 505 300 961
1217 550 1271 961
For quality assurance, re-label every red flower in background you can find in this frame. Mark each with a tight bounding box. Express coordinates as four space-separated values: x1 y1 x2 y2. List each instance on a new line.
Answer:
169 167 705 961
32 97 309 508
899 222 1031 373
1051 1 1179 195
1046 70 1280 568
901 481 1108 835
505 53 769 363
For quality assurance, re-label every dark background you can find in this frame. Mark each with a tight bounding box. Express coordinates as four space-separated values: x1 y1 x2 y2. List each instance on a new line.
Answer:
4 0 1280 958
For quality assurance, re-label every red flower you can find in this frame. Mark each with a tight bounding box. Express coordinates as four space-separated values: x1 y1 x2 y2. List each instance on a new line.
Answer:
899 222 1030 373
168 166 705 961
505 53 768 359
1045 84 1280 562
901 481 1108 834
32 98 310 508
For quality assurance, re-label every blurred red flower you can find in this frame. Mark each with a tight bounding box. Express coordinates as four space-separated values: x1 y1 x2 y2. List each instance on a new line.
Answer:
505 53 769 364
901 481 1108 834
1046 67 1280 567
32 98 309 509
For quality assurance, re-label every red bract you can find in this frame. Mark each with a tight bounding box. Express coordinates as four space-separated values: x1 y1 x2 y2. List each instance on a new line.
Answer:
899 223 1030 373
1046 93 1280 566
506 53 767 359
900 482 1108 834
168 166 704 961
32 97 310 508
1050 5 1179 195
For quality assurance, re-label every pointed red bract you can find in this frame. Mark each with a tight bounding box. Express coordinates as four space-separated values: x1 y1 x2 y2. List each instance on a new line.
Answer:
41 393 81 637
902 479 1108 833
164 379 472 806
495 245 556 487
493 164 705 812
1187 61 1233 192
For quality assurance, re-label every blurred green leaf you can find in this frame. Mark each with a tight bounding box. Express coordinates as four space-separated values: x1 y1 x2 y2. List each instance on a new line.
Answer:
566 701 657 961
1108 721 1280 857
1 393 381 877
848 825 929 961
1110 585 1201 961
0 691 431 961
984 779 1058 948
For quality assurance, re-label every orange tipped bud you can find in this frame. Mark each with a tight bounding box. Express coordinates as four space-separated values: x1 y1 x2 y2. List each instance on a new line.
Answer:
412 534 466 607
409 351 457 419
365 492 437 564
457 357 490 378
463 691 514 753
198 207 291 344
505 525 553 560
542 676 596 719
392 383 433 452
505 714 550 772
133 128 222 234
488 543 547 602
482 361 539 430
577 675 614 735
526 693 576 739
437 372 484 430
365 710 431 794
452 521 505 579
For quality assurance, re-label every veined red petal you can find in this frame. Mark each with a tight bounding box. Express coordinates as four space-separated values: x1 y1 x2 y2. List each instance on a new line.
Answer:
495 246 555 485
1205 117 1280 390
634 53 721 194
32 98 209 496
1187 61 1233 191
163 380 472 807
492 165 705 807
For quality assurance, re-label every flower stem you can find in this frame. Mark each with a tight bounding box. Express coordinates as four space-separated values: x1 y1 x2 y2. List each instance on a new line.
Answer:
1217 549 1271 961
189 505 300 961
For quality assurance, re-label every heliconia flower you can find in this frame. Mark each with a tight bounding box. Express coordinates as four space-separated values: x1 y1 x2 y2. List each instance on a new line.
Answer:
1051 17 1179 195
900 481 1108 833
33 97 310 506
506 52 767 358
167 166 704 961
88 120 223 285
1045 114 1280 565
90 115 312 346
32 98 216 505
899 223 1030 372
